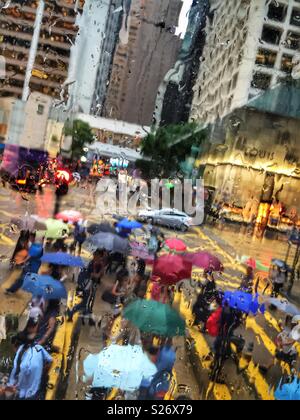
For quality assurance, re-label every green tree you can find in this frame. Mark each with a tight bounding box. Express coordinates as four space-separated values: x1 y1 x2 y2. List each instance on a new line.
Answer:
64 119 94 159
136 123 207 179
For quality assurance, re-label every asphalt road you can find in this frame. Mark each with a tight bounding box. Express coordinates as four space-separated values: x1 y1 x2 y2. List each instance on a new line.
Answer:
0 183 299 400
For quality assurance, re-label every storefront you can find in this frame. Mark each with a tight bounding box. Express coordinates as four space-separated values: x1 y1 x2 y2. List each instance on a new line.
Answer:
197 82 300 230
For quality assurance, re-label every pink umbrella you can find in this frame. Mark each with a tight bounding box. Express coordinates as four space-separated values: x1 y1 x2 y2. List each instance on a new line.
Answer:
246 258 256 270
165 238 187 252
153 254 193 285
56 210 83 223
184 252 223 272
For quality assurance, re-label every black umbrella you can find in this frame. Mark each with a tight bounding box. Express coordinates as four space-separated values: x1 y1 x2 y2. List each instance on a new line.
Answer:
87 223 116 235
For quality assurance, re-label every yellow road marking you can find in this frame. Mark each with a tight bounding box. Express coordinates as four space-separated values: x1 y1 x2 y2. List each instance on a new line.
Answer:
177 291 232 400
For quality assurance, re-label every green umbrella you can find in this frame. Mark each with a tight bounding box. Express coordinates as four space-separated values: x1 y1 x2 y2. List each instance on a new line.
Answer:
37 219 69 239
123 299 186 337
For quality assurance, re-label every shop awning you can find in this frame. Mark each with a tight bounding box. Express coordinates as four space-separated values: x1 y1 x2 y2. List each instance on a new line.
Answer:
88 142 143 162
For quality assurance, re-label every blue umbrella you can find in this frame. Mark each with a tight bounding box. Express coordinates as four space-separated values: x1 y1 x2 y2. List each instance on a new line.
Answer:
41 252 85 268
22 273 67 300
275 377 300 401
83 345 157 391
223 291 265 315
116 219 142 230
266 298 300 316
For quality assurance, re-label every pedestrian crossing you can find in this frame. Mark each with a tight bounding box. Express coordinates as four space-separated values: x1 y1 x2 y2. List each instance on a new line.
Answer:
0 185 298 400
176 228 299 400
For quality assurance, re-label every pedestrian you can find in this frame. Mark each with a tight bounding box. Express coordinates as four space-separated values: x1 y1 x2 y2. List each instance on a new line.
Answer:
156 338 176 374
260 316 298 373
201 270 217 301
102 268 130 306
6 331 52 400
66 267 93 322
150 276 168 303
274 316 298 367
72 220 87 256
89 250 108 285
5 237 30 295
239 265 254 293
35 300 60 352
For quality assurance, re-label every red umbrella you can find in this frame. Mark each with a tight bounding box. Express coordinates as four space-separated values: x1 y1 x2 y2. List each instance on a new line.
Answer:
184 252 223 272
153 254 193 285
165 238 187 252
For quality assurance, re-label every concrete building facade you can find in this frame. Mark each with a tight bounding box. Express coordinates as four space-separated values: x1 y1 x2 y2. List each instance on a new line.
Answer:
6 92 52 150
103 0 182 126
90 0 123 116
0 0 84 100
191 0 300 125
68 0 123 115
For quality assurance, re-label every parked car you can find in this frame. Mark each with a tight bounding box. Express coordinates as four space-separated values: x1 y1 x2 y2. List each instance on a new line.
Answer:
138 208 193 232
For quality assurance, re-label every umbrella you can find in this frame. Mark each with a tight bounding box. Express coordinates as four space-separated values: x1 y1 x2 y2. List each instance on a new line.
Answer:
291 325 300 342
165 238 187 252
56 210 83 223
87 232 129 254
41 252 85 268
184 252 223 272
130 241 155 261
223 291 265 315
240 255 269 272
153 254 192 285
22 273 67 300
124 299 186 337
116 219 142 230
275 377 300 401
29 243 44 258
87 223 115 235
38 219 69 239
11 215 47 232
83 345 157 392
265 298 300 317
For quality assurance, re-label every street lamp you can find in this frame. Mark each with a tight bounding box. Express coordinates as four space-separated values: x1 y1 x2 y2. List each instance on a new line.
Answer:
22 0 45 102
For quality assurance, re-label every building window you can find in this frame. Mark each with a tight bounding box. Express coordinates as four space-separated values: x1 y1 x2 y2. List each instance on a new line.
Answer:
255 48 277 68
290 8 300 27
261 26 282 45
267 2 287 22
251 72 272 90
37 104 44 115
285 31 300 50
281 54 294 73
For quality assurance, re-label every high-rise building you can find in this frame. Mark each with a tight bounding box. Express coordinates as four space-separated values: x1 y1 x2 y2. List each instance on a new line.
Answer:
68 0 123 115
103 0 182 127
155 0 209 126
0 0 84 100
90 0 123 116
191 0 300 125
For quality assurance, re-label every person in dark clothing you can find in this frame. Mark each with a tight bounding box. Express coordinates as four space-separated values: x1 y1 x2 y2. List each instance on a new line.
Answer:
67 267 93 321
210 304 245 382
192 294 212 331
5 242 43 294
72 221 87 256
201 271 217 301
35 300 60 352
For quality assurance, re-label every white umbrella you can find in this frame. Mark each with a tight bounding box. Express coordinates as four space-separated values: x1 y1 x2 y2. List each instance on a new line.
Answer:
83 345 157 391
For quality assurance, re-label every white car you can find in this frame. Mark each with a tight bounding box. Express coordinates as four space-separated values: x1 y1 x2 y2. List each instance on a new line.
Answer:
138 208 193 232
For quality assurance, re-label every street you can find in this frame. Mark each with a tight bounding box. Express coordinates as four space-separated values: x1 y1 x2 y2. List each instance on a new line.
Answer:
0 183 298 400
